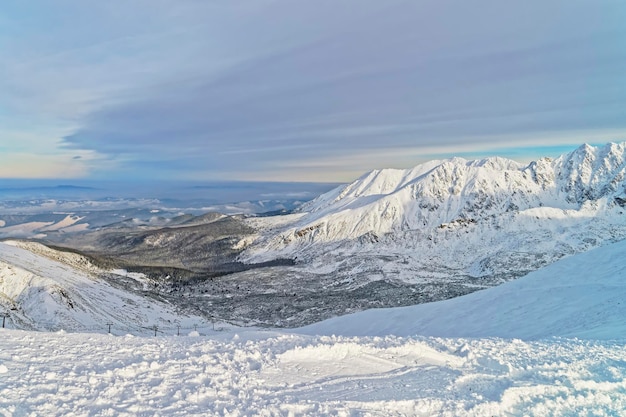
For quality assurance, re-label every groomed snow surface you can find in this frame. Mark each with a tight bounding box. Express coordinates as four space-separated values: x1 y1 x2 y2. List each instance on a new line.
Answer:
3 241 626 415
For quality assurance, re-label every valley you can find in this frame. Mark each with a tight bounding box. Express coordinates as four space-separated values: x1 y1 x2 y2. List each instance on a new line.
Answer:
3 143 626 329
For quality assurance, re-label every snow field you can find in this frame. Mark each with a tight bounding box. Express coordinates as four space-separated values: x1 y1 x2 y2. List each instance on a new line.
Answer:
1 330 625 416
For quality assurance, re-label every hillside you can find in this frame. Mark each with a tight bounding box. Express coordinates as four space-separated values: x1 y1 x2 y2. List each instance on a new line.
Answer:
2 240 626 415
0 241 207 333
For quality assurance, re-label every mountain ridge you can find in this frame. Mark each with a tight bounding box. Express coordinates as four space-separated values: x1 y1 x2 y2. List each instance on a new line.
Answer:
241 142 626 287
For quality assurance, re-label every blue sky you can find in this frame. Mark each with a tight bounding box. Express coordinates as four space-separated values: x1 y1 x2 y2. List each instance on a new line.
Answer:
1 1 626 182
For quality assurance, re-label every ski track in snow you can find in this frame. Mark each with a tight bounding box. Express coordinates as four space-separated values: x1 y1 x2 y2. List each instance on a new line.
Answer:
1 330 625 416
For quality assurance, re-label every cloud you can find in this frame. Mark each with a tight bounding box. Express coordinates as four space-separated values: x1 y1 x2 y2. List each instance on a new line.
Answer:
3 0 626 181
0 150 101 179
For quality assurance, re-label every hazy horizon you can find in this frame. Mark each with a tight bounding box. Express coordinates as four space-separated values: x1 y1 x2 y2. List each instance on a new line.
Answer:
0 178 340 209
0 141 614 203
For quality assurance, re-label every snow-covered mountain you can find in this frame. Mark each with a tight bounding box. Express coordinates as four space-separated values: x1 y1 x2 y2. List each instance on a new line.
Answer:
242 142 626 287
7 142 626 329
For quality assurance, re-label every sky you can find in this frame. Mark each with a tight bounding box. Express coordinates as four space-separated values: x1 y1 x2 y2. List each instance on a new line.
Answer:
1 1 626 183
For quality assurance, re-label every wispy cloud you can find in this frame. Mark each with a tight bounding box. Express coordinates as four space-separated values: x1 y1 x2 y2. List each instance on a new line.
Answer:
2 0 626 181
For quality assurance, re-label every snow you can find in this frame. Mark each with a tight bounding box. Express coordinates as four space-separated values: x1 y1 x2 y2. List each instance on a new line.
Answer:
0 221 54 235
0 242 208 333
39 214 84 232
0 215 89 237
299 238 626 340
2 240 626 415
241 142 626 297
1 330 625 416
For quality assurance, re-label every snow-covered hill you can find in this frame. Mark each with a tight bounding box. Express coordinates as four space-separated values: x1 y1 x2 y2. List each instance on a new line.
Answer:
243 142 626 288
0 241 207 333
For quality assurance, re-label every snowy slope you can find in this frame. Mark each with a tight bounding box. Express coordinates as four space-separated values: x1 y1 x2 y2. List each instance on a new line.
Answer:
0 241 206 333
299 237 626 340
242 142 626 286
2 241 626 416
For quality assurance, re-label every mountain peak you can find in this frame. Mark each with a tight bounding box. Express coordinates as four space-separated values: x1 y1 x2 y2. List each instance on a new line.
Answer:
246 142 626 262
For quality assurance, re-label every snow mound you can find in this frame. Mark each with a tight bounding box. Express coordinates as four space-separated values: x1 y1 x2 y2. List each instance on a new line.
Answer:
299 237 626 340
